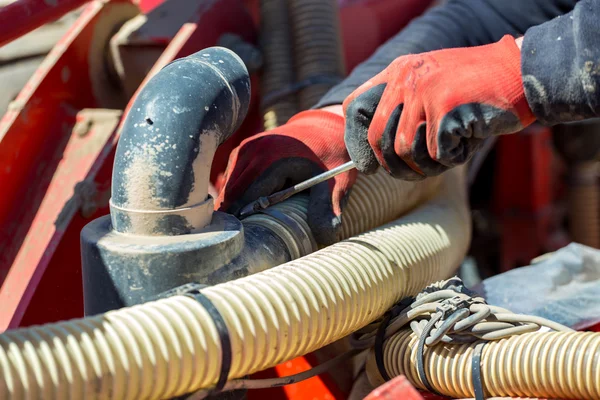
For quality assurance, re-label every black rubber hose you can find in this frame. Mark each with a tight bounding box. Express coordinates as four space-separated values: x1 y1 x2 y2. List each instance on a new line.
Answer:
259 0 298 130
289 0 345 111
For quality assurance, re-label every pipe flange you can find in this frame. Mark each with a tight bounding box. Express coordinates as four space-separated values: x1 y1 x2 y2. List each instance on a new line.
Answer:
81 210 244 315
109 195 214 236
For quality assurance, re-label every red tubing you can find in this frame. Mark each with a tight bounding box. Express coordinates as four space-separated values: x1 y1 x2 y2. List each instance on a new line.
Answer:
0 0 88 48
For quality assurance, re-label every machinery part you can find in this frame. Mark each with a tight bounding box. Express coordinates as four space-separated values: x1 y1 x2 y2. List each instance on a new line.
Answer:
82 45 440 315
358 277 572 399
553 120 600 249
0 0 87 48
238 160 356 218
567 162 599 248
289 0 345 110
0 167 471 399
188 348 363 399
259 0 298 130
82 169 441 315
369 329 600 400
110 46 251 236
218 33 263 74
552 119 600 164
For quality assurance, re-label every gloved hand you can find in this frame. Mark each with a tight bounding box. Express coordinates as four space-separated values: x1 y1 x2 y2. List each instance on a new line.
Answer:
343 35 535 179
216 110 356 245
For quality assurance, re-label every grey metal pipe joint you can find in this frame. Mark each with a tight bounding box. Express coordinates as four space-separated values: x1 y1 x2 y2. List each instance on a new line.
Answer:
110 47 251 236
81 47 319 316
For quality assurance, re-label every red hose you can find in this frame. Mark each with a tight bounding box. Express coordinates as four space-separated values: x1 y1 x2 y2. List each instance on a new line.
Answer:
0 0 88 48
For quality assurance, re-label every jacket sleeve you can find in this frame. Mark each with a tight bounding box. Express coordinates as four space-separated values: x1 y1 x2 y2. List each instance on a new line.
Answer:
522 0 600 125
315 0 578 108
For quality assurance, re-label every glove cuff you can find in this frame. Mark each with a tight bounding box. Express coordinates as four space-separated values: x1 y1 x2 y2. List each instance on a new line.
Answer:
287 109 346 133
494 35 536 126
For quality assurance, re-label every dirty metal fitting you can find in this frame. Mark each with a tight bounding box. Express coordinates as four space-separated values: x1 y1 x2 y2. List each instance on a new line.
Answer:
82 47 252 314
81 171 441 314
1 168 470 400
207 170 442 284
81 43 441 315
369 329 600 399
110 46 251 236
567 161 599 248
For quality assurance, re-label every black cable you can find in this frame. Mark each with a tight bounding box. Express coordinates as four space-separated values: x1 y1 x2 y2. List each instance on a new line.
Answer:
416 312 443 396
471 341 488 400
374 312 394 381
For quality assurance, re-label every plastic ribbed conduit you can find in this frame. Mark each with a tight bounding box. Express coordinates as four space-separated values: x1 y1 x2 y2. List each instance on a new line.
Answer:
0 168 469 399
370 329 600 400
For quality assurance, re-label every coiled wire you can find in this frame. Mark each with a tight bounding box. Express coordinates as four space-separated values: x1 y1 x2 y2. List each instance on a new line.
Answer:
363 277 600 400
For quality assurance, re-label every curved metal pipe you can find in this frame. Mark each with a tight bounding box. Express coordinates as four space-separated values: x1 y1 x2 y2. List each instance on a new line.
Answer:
110 47 251 236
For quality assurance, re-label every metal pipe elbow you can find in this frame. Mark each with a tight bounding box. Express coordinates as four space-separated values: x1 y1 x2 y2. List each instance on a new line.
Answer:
110 47 251 235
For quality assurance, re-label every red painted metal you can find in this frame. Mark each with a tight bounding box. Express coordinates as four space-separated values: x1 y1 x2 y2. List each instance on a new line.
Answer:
0 0 139 330
0 0 89 48
2 0 257 329
340 0 435 72
492 125 567 271
365 376 424 400
273 355 343 400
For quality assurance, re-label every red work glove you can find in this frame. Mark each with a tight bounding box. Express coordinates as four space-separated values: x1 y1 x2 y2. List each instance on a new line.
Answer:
216 110 356 245
343 35 535 179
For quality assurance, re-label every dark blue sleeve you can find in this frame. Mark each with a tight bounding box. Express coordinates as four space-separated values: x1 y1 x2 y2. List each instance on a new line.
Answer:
315 0 578 108
522 0 600 125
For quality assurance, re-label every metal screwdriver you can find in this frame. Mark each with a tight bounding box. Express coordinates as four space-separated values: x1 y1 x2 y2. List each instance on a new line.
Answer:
237 161 356 219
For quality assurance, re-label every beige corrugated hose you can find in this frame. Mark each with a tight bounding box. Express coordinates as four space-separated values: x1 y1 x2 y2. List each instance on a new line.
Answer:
0 168 470 399
368 329 600 400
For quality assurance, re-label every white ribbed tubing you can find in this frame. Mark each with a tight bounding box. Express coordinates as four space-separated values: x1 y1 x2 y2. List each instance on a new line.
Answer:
0 168 470 399
371 329 600 400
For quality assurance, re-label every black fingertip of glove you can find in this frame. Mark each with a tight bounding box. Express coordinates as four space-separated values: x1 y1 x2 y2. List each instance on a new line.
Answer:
409 122 449 178
307 180 348 246
227 158 320 216
344 84 387 174
436 103 522 166
380 104 426 181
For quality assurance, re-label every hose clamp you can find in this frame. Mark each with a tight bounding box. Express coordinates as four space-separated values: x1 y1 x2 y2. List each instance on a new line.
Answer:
154 282 232 394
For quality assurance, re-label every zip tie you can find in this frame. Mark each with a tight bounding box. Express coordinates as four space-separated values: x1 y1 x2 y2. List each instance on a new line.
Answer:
472 341 488 400
373 297 415 382
154 283 232 395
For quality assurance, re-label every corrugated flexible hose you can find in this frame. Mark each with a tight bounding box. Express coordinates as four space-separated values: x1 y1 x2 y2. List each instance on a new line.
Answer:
289 0 345 110
259 0 298 130
370 329 600 400
0 168 469 399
